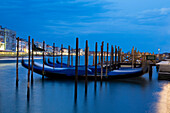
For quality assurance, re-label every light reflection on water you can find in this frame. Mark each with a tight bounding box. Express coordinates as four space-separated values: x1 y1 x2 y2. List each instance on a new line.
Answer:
0 56 169 113
157 82 170 113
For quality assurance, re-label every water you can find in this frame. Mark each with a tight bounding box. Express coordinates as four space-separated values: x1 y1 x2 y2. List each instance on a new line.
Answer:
0 56 170 113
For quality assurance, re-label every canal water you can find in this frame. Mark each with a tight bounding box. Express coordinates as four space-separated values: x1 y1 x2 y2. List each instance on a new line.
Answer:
0 56 169 113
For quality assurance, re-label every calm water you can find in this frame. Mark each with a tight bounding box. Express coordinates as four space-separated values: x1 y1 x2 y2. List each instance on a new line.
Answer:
0 56 170 113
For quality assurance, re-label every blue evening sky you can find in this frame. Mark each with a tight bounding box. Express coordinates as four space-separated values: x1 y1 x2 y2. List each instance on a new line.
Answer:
1 0 170 53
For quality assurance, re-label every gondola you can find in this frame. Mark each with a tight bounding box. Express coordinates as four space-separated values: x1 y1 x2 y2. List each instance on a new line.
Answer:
22 59 144 80
106 67 144 79
46 59 104 73
21 59 93 79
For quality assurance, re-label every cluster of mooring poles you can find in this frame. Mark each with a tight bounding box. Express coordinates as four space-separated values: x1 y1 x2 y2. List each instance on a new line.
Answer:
16 37 157 101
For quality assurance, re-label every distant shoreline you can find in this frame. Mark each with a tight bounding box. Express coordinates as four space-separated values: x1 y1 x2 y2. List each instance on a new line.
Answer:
0 55 85 59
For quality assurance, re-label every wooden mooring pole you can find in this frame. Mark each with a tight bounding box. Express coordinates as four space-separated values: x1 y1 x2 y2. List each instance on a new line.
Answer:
120 49 122 63
93 52 95 66
134 49 137 68
71 48 73 67
149 64 152 80
106 43 109 76
53 43 55 69
95 42 97 90
75 38 78 102
87 47 89 66
67 45 70 67
48 57 50 63
132 47 134 68
42 41 45 79
27 36 31 100
16 37 19 87
110 45 113 70
104 52 106 62
61 44 63 68
112 46 114 68
31 39 34 83
115 45 117 69
99 52 101 64
101 41 104 81
85 40 88 96
56 58 58 63
118 46 120 68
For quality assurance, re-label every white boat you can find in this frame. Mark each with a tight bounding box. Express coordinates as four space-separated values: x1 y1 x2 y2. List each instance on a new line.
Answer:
156 59 170 72
156 59 170 80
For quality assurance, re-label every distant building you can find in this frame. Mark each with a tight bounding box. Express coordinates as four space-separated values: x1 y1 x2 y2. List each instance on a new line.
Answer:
46 45 53 53
46 45 60 55
0 26 16 51
18 38 28 52
55 47 60 52
35 41 46 50
72 48 84 55
61 48 68 53
79 48 84 55
89 51 94 56
55 47 60 55
60 48 67 55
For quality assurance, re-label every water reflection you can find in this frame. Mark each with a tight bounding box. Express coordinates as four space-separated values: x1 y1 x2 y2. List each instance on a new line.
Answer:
0 63 16 67
26 100 30 113
27 85 30 101
15 85 19 113
74 81 77 104
73 101 78 113
157 82 170 113
1 59 170 113
112 77 148 87
85 80 87 97
94 81 97 95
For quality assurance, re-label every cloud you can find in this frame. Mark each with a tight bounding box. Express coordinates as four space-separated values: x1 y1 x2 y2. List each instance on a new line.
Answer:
136 8 170 21
1 0 170 36
141 8 170 16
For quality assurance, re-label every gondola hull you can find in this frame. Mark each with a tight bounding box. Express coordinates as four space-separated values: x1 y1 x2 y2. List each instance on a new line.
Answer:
46 59 105 73
22 60 93 79
22 60 144 80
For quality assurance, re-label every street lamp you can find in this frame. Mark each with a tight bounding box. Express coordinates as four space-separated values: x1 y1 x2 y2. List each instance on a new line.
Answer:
158 48 160 61
158 48 160 54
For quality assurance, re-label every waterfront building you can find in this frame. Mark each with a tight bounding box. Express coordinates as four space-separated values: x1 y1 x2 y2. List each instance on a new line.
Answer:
61 48 68 55
55 47 60 55
46 45 53 53
35 41 46 50
0 26 16 51
46 45 60 55
79 48 84 55
18 38 28 52
55 47 60 52
32 41 45 55
72 48 84 55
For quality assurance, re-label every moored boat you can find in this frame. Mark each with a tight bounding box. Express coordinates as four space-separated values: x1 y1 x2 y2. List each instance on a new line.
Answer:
156 59 170 80
22 59 93 79
46 59 104 73
107 67 143 79
22 59 144 80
